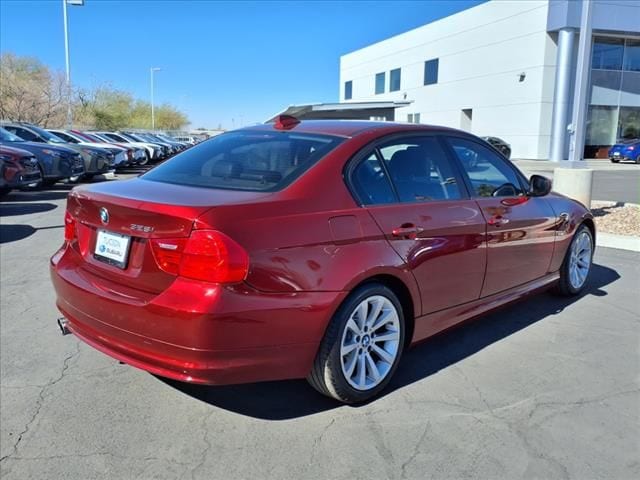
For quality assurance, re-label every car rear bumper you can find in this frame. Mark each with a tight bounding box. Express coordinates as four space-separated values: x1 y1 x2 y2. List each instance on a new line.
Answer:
50 245 345 385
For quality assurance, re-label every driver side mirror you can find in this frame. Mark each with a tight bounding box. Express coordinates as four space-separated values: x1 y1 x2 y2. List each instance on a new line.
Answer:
528 174 552 197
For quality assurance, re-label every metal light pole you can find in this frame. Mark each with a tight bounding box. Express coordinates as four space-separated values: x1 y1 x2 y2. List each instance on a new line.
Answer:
568 0 594 162
62 0 84 129
150 67 161 130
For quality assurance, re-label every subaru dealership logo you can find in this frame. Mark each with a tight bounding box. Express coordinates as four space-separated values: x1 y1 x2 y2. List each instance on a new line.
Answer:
99 207 109 225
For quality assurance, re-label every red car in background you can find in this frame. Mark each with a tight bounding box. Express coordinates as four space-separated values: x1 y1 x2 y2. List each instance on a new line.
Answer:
0 145 43 196
50 118 595 403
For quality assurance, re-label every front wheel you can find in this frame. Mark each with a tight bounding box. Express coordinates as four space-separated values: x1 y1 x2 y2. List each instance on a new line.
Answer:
554 224 594 296
308 284 405 403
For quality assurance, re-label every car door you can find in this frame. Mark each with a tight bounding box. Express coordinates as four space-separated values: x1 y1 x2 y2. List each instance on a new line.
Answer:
349 134 486 316
443 135 556 297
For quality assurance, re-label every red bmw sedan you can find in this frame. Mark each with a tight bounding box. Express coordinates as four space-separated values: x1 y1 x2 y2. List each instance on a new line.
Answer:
51 118 595 403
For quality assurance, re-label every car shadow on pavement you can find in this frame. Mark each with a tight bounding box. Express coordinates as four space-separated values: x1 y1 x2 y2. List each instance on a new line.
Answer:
0 223 63 244
158 263 620 420
0 202 58 216
4 185 74 202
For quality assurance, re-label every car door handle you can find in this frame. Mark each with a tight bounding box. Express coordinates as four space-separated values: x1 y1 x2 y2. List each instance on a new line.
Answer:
488 215 510 227
392 224 423 238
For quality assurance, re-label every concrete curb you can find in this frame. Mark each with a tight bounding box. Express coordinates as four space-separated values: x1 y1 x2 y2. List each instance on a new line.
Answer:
596 233 640 252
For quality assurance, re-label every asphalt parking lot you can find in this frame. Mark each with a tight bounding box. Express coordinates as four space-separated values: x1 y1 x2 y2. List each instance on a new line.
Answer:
1 171 639 480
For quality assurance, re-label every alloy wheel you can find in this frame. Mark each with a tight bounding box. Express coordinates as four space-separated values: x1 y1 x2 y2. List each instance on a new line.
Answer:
569 230 592 290
340 295 401 391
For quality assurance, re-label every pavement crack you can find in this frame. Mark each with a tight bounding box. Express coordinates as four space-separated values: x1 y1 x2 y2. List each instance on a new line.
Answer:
456 366 498 419
0 341 80 464
189 410 215 480
309 417 335 465
400 421 430 479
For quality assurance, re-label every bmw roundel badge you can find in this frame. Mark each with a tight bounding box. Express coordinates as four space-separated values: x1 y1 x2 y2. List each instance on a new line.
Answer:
99 207 109 225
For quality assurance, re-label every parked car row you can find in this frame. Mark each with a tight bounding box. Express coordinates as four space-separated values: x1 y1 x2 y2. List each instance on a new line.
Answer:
0 121 193 194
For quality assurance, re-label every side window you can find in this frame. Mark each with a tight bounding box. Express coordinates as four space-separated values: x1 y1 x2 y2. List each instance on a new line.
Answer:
351 153 396 205
446 137 524 197
378 137 462 203
54 132 75 143
7 127 38 142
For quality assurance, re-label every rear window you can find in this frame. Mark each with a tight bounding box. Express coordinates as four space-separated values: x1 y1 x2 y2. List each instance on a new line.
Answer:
142 130 343 191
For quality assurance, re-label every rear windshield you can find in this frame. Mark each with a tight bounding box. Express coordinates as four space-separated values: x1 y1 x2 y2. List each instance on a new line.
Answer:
142 130 343 192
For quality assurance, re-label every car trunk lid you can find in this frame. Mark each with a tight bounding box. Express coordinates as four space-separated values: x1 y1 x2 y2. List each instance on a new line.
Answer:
66 178 272 294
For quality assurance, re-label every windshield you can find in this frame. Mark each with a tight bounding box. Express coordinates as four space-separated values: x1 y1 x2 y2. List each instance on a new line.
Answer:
91 133 112 142
143 130 343 192
121 133 141 142
0 128 24 142
29 125 67 143
139 134 158 143
104 133 127 142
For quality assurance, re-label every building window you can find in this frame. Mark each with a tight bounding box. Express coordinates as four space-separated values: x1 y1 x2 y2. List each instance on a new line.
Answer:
390 68 401 92
592 37 624 70
623 39 640 72
424 58 439 85
375 72 385 95
344 81 352 100
407 113 421 124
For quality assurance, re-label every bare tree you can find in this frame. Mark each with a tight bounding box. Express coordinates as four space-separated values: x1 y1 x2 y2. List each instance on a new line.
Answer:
0 53 69 127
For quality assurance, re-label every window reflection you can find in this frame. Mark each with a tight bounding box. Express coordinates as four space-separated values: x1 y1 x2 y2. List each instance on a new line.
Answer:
592 37 624 70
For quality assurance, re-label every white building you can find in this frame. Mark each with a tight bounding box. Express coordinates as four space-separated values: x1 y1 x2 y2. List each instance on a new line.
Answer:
339 0 640 160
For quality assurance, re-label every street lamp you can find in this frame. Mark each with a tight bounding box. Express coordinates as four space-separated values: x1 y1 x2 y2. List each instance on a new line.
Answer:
150 67 161 130
62 0 84 128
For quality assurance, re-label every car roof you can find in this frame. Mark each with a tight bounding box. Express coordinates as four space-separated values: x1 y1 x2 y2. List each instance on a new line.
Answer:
242 119 462 138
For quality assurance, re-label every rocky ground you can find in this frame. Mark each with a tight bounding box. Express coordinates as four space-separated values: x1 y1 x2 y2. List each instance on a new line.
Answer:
591 201 640 237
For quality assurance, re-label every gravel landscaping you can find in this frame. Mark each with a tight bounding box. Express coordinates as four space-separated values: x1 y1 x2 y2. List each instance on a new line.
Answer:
591 201 640 237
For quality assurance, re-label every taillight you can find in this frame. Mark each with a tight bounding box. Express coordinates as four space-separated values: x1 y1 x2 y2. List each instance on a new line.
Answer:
150 230 249 284
64 210 76 242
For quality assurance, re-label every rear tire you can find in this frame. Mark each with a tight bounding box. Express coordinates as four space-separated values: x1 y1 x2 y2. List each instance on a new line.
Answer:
554 224 594 296
308 283 405 403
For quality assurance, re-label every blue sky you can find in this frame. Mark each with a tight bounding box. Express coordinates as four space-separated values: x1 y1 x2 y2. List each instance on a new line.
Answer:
1 0 484 129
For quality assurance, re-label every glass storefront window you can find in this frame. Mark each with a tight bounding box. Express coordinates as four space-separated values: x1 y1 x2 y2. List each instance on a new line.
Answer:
619 107 640 140
586 106 619 145
587 37 640 150
623 39 640 72
590 70 622 105
620 72 640 107
592 37 624 70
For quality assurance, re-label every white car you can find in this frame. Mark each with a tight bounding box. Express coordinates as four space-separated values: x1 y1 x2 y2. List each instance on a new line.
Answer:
93 132 163 163
48 130 129 168
80 132 147 166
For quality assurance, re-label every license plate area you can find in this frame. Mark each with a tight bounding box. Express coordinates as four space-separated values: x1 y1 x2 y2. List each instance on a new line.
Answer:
94 230 131 269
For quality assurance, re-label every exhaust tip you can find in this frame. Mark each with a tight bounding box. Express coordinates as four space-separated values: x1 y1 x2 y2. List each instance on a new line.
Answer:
57 317 71 336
